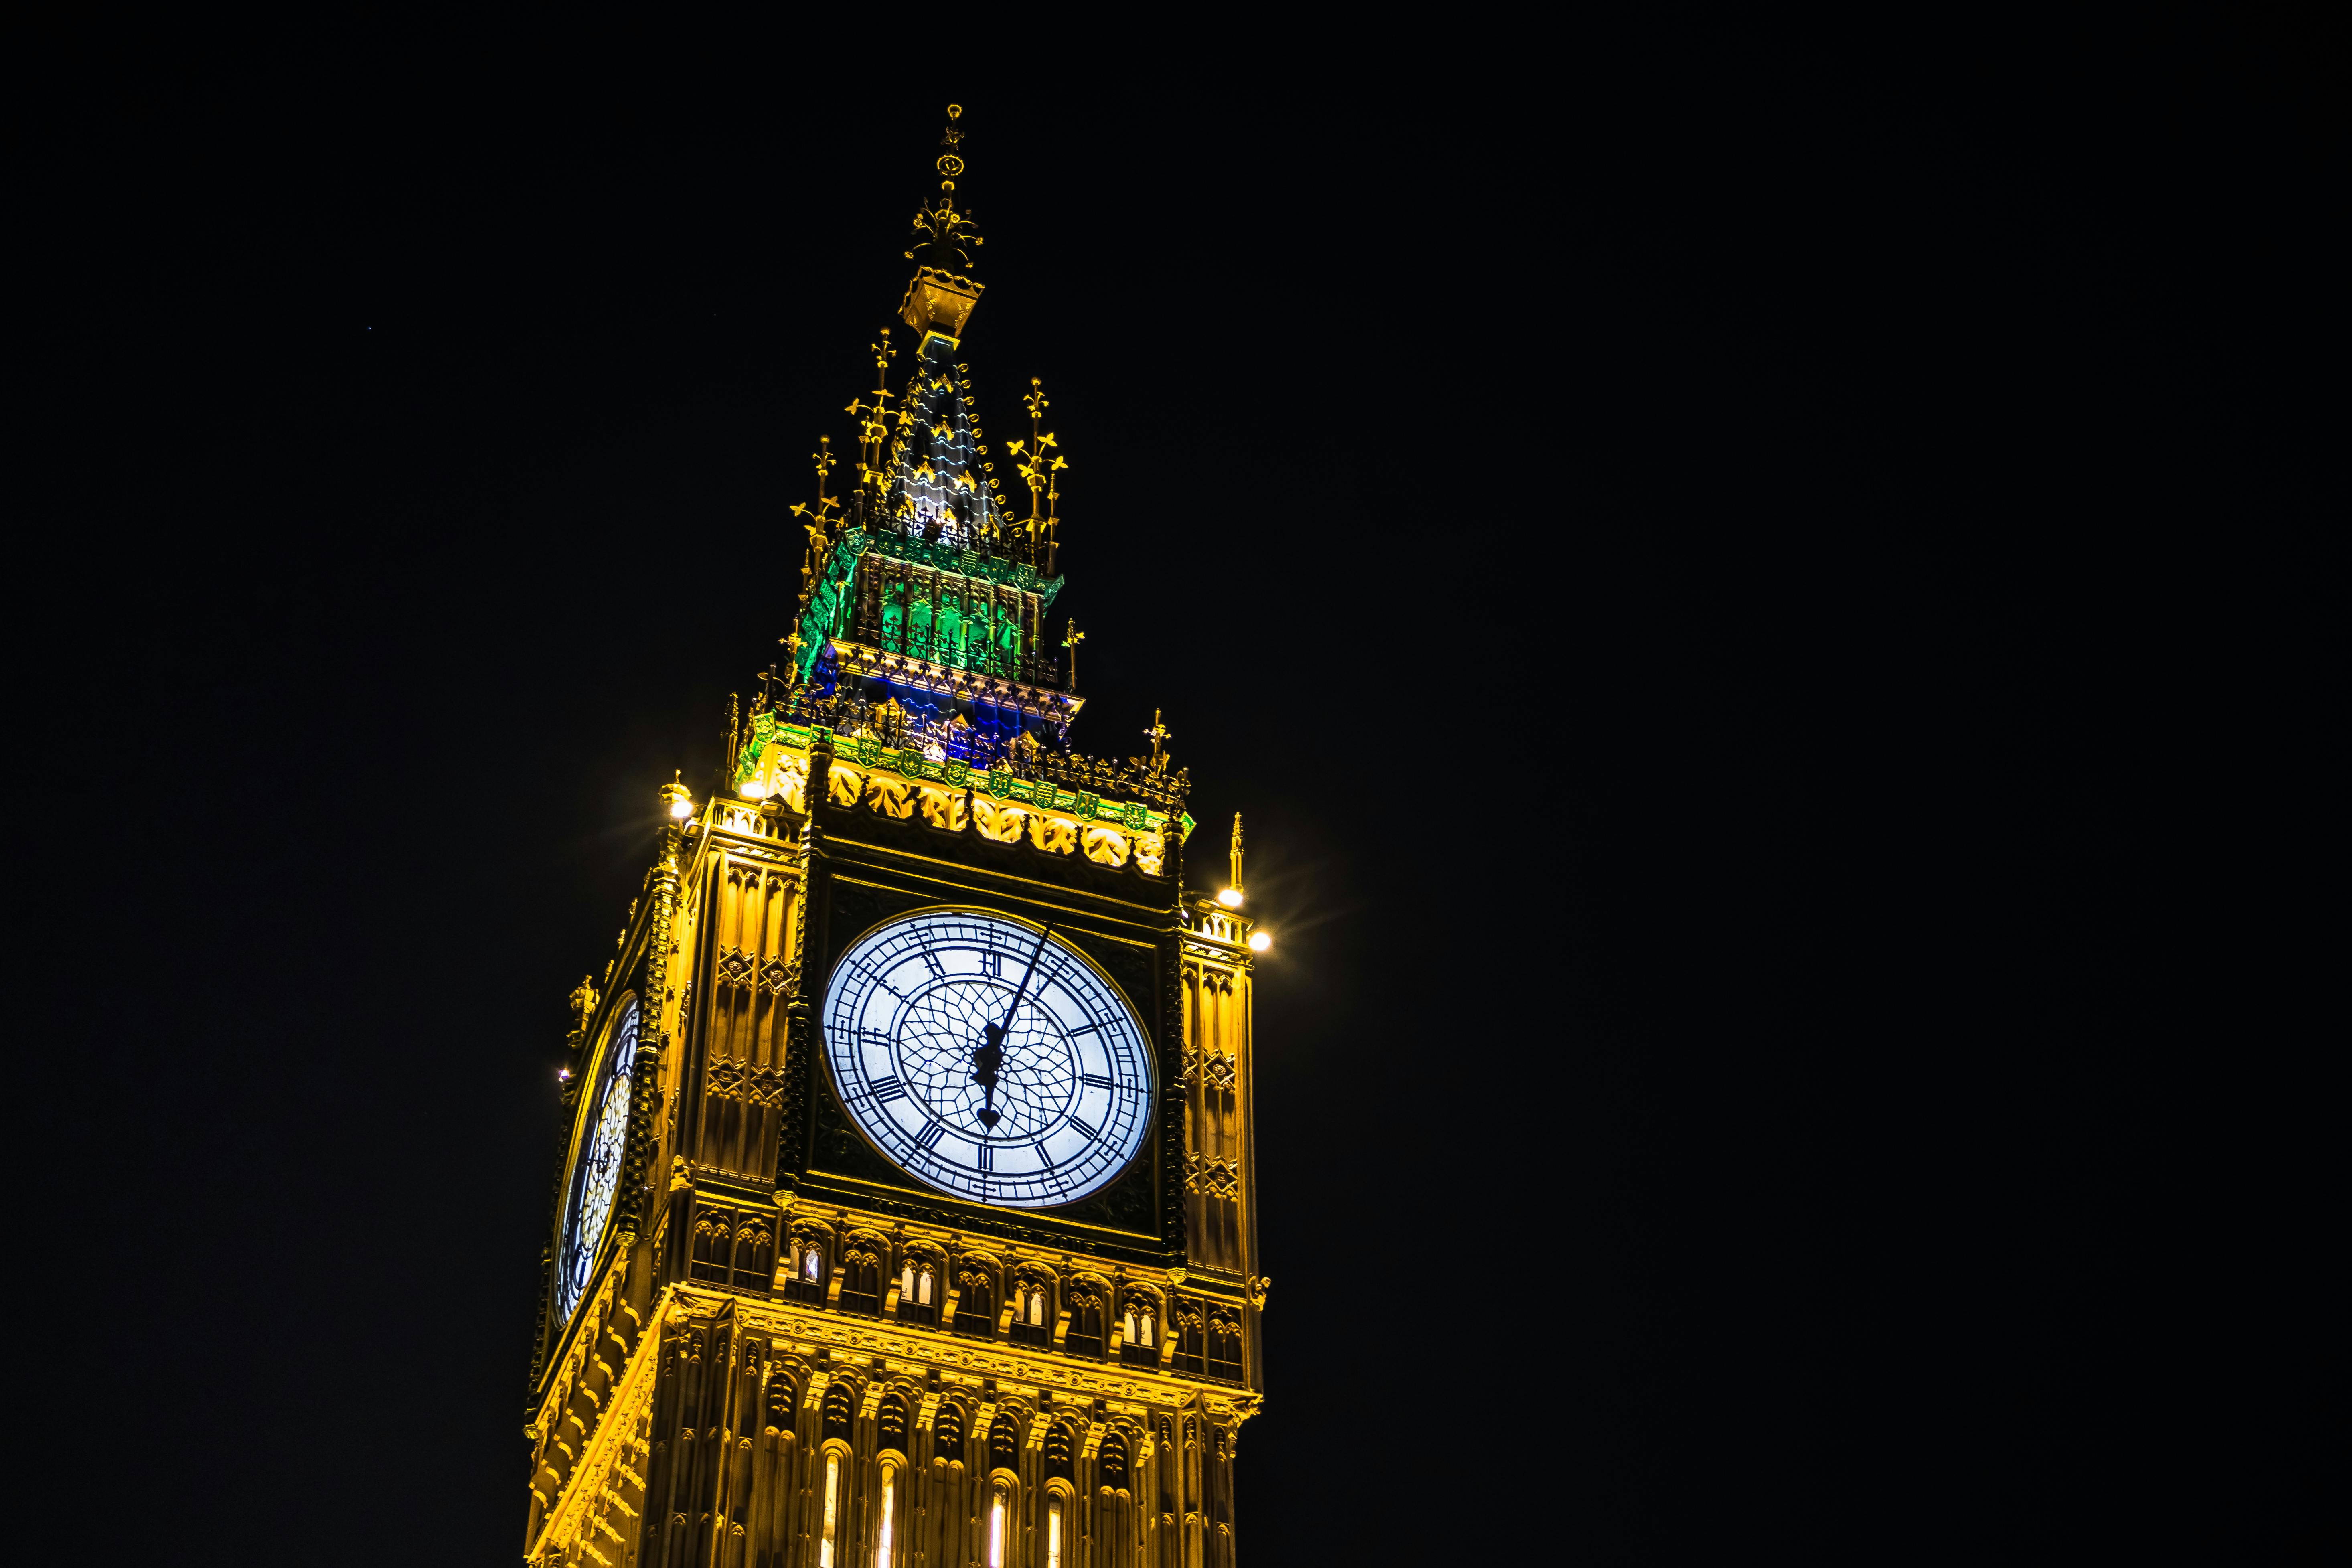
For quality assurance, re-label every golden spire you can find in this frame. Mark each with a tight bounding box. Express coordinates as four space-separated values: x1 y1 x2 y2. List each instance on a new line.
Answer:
845 328 897 499
899 105 985 344
789 436 841 585
1060 621 1085 689
1213 822 1251 907
790 436 840 528
1143 709 1172 775
1008 377 1068 565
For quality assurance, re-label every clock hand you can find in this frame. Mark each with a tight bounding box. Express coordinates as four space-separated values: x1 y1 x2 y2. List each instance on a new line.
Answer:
972 924 1053 1131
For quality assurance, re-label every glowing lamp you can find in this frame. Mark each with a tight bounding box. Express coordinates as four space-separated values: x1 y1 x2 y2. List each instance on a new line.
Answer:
1247 930 1271 953
670 793 696 819
557 1068 572 1081
1216 887 1243 908
737 777 770 801
659 772 695 820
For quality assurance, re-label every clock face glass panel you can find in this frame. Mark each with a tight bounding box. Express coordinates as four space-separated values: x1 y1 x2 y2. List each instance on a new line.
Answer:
557 997 639 1324
823 910 1153 1208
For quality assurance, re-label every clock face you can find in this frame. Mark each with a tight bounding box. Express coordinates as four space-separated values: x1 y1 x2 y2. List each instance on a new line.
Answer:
823 909 1154 1208
557 997 639 1324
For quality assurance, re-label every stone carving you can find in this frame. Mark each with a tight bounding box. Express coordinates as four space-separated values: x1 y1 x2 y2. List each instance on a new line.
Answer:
1026 812 1078 855
776 754 808 813
1081 823 1131 867
917 783 968 832
866 772 918 819
972 797 1027 843
1133 829 1166 877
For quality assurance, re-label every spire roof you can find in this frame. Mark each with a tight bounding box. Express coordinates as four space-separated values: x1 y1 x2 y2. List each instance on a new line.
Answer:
879 339 1012 555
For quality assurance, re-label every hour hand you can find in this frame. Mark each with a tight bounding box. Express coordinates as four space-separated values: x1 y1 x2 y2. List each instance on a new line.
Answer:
971 1022 1004 1129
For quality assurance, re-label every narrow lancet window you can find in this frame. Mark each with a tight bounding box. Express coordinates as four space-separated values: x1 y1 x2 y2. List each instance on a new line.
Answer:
820 1453 840 1566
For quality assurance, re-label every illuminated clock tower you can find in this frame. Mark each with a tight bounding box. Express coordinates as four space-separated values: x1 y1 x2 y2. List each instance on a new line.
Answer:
523 107 1268 1568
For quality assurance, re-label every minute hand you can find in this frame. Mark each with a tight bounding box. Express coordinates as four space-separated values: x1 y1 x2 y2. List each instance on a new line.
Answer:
972 924 1053 1131
998 924 1054 1035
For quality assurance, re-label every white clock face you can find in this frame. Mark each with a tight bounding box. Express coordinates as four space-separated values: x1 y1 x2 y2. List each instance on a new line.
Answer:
823 910 1154 1208
557 997 638 1324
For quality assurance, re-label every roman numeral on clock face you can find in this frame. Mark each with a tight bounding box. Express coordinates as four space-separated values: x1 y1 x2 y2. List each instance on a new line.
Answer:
976 1143 993 1172
915 1122 946 1151
922 949 946 981
1034 1142 1056 1169
1070 1116 1097 1141
1080 1072 1116 1090
870 1075 906 1103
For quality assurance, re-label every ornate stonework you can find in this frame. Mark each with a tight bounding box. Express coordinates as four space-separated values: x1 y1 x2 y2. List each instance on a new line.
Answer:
525 106 1265 1568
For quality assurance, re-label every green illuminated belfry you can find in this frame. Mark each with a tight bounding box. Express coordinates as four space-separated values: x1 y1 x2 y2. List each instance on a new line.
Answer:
776 115 1077 770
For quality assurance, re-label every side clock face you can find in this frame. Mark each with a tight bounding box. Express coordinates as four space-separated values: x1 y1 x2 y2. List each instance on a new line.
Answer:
557 997 639 1324
823 909 1154 1208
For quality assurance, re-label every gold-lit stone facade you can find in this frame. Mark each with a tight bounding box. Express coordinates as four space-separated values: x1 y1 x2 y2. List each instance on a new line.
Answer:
524 109 1265 1568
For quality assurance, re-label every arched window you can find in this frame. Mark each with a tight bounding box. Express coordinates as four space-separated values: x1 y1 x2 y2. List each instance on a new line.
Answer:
1120 1295 1159 1367
785 1237 828 1304
1011 1277 1051 1347
1044 1486 1070 1568
954 1259 995 1337
1065 1286 1105 1359
1207 1311 1242 1382
933 1397 967 1461
987 1481 1011 1568
691 1207 730 1281
1169 1301 1206 1376
1044 1419 1078 1483
818 1447 845 1566
764 1369 799 1436
988 1410 1021 1471
873 1459 899 1568
899 1256 938 1325
732 1216 774 1285
839 1241 883 1314
878 1391 910 1456
821 1381 857 1444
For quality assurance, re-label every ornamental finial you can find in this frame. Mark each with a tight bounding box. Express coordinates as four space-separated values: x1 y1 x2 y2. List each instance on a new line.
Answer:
1009 377 1067 568
1230 812 1244 898
905 104 983 273
900 106 985 341
845 328 897 499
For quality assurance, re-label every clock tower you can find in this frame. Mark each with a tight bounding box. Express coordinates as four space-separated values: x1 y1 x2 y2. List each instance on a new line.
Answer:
523 108 1268 1568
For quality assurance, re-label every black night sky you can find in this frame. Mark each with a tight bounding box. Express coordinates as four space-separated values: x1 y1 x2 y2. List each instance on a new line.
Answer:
20 20 2338 1564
